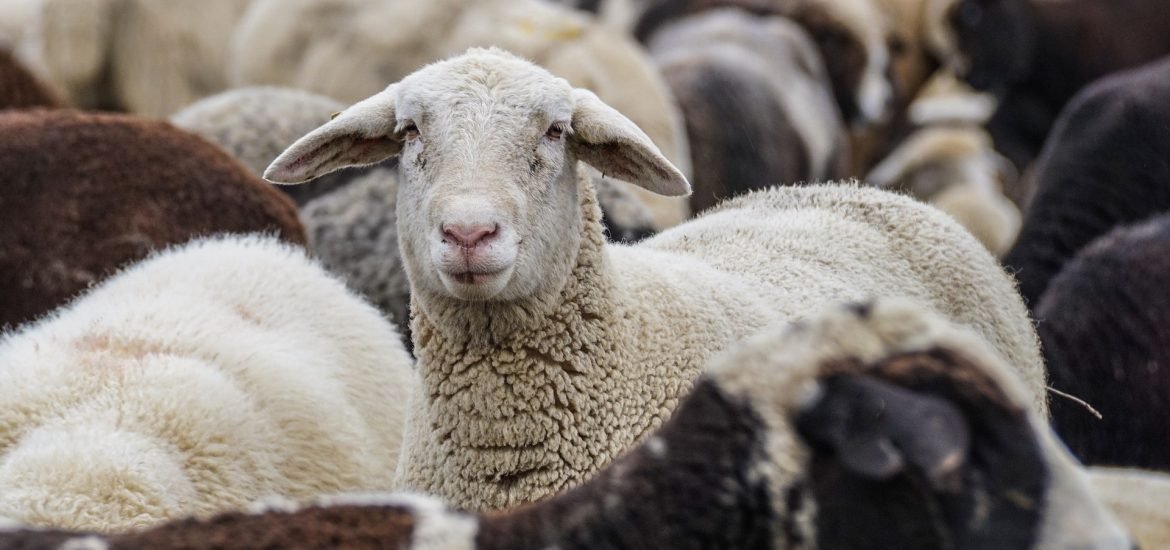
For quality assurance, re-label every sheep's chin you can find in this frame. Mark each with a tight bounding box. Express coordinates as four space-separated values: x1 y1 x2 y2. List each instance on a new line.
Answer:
436 265 515 301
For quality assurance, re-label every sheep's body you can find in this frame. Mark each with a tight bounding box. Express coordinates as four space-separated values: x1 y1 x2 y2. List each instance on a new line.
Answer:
0 49 61 109
0 300 1130 549
647 9 848 214
1004 57 1170 308
0 109 305 330
866 125 1020 256
1089 467 1170 549
170 87 358 206
18 0 252 116
1037 213 1170 470
266 48 1044 512
398 183 1045 510
0 236 415 533
232 0 691 229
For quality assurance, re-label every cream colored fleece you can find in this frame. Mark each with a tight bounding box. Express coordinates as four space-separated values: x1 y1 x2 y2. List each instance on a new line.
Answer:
397 179 1045 511
231 0 691 228
0 236 414 532
18 0 252 116
1088 467 1170 549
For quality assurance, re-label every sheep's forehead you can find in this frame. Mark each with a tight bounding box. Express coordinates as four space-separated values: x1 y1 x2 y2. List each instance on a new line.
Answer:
397 51 574 132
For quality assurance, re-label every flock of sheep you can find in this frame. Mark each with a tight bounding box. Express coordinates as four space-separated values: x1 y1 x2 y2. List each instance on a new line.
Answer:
0 0 1168 548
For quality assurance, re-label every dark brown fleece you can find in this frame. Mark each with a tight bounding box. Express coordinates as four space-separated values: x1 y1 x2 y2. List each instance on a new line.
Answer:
1003 56 1170 309
0 109 306 329
0 50 62 110
947 0 1170 170
1038 213 1170 470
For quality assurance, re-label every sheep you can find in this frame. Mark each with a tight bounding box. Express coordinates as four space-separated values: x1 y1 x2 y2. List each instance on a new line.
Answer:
865 124 1021 256
0 298 1134 549
16 0 253 117
645 8 849 214
170 87 361 207
1003 56 1170 309
1089 467 1170 549
0 49 61 109
1034 213 1170 470
230 0 692 230
0 109 305 330
171 86 652 348
0 235 415 533
264 47 1046 511
924 0 1170 171
629 0 895 128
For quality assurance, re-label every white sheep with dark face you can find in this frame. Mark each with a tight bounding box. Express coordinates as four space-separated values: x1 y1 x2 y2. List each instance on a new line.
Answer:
266 47 1045 511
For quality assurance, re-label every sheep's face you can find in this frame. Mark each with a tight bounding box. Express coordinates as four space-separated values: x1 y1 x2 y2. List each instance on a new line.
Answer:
265 48 689 303
389 65 581 302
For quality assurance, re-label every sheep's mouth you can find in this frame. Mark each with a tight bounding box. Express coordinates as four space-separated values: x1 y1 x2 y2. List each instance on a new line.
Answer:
449 269 504 285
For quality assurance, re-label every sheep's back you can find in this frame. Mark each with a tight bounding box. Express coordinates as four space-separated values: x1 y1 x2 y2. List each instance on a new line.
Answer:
0 109 305 330
637 184 1046 413
0 236 412 532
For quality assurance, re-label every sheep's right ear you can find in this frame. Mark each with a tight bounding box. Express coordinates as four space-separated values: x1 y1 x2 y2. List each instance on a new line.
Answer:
264 85 402 184
569 88 691 197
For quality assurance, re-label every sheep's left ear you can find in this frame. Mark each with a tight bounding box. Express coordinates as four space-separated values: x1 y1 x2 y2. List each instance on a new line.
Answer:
264 85 402 184
569 88 690 197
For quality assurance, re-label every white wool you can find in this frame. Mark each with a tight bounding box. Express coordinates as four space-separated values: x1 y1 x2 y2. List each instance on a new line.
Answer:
231 0 691 229
266 48 1043 511
17 0 252 116
0 0 36 50
0 236 415 532
1088 467 1170 549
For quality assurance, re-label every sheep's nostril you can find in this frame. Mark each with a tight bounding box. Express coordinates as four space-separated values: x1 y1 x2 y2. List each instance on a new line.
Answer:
442 223 499 248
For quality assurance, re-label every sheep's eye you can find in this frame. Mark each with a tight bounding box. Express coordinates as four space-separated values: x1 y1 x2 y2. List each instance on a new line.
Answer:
402 123 420 141
545 123 565 141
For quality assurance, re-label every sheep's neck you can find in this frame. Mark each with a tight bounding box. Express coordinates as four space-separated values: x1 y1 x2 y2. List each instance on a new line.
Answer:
407 176 644 510
476 380 788 549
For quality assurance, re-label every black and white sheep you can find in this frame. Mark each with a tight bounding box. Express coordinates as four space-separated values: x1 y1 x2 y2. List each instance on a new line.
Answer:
646 8 849 214
1003 56 1170 309
1037 212 1170 470
0 299 1133 549
0 236 415 532
265 47 1045 511
0 109 305 330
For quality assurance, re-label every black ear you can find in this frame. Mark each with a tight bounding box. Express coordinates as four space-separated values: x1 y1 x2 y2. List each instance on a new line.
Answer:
796 375 969 489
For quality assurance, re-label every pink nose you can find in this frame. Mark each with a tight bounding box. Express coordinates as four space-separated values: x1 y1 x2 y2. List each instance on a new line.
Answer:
442 223 498 248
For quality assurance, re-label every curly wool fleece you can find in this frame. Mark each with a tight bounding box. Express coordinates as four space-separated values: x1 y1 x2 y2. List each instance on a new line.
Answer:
397 180 1045 511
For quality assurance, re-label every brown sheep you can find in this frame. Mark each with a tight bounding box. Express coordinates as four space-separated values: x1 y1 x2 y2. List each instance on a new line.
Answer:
0 109 305 330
